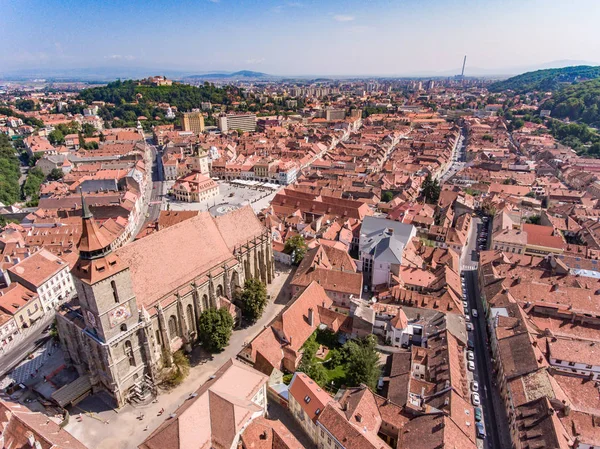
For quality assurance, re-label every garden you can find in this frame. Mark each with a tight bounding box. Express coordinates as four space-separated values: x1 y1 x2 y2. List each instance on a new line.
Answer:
283 329 381 393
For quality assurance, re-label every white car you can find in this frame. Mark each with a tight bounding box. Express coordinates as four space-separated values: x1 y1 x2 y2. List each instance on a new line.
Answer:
463 301 469 309
472 309 478 318
468 361 475 371
466 322 474 331
471 380 479 392
467 351 475 361
472 392 481 406
465 314 471 322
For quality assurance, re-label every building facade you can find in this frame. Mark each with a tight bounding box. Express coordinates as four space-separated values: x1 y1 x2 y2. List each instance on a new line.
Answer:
181 112 205 134
56 197 274 408
218 114 257 133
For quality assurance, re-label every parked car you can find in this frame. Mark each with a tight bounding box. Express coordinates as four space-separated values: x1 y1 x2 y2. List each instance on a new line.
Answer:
468 361 475 371
466 322 474 331
467 339 475 350
471 380 479 392
472 309 478 318
476 422 486 439
463 300 469 309
474 407 483 422
467 351 475 361
472 392 481 406
465 314 471 322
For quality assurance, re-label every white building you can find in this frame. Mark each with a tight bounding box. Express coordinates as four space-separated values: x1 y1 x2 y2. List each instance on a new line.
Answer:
358 217 416 287
218 114 257 133
7 249 74 312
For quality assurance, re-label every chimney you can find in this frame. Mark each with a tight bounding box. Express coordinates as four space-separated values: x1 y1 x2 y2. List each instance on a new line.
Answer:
308 308 314 327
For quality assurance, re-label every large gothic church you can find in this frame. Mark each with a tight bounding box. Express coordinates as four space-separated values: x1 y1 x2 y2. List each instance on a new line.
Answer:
56 197 273 407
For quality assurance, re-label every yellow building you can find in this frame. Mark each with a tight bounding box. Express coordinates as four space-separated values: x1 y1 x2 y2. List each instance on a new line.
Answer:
181 112 205 134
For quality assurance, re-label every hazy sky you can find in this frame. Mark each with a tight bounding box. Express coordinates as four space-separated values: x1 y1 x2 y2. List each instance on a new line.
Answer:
1 0 599 76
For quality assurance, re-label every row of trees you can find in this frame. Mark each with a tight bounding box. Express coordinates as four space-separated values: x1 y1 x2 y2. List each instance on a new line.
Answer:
197 278 268 351
0 134 21 206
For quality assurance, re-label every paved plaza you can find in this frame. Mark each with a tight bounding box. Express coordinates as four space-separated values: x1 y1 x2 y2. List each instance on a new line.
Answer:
164 180 280 215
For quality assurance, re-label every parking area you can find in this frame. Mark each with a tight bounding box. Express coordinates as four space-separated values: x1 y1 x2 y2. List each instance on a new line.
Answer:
163 180 280 215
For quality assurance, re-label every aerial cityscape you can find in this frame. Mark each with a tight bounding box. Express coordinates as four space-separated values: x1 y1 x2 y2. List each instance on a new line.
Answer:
1 1 600 448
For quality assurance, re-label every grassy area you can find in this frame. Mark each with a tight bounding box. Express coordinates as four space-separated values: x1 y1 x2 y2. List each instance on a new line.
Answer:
282 373 293 385
323 362 346 390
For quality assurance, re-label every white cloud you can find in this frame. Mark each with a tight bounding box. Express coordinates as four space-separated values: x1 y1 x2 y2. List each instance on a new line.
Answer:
246 57 265 65
333 15 354 22
104 55 136 61
207 0 220 3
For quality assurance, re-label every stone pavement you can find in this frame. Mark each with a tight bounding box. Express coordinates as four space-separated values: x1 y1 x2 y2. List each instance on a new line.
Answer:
4 340 63 387
63 265 295 449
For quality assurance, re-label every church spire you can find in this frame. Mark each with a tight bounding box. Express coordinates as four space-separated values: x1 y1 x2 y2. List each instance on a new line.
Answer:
78 189 113 260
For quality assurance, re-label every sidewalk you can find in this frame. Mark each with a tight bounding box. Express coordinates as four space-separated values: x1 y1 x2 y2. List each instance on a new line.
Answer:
63 266 294 449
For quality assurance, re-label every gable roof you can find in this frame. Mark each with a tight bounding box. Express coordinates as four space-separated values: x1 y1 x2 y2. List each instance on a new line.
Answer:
139 358 267 449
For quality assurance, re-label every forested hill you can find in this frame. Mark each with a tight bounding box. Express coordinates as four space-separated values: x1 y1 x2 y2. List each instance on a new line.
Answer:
544 78 600 128
488 66 600 93
78 80 233 111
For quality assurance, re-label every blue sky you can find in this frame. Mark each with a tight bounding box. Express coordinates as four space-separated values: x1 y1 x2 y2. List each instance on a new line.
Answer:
1 0 599 75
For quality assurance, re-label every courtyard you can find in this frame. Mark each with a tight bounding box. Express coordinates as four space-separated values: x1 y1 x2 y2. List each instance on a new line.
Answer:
163 179 280 215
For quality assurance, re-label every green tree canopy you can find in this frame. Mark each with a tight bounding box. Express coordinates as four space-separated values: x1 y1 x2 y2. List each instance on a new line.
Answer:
47 168 65 181
381 191 394 202
198 307 234 352
421 173 441 204
344 336 381 390
15 99 35 112
284 235 308 265
0 134 21 206
239 278 268 322
48 129 64 145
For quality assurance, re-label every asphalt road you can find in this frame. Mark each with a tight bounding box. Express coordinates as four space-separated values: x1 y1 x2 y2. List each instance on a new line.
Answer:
440 127 466 183
462 219 508 449
0 321 51 378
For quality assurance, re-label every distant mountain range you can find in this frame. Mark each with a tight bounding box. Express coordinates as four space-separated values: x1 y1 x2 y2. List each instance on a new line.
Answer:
1 60 599 83
185 70 273 80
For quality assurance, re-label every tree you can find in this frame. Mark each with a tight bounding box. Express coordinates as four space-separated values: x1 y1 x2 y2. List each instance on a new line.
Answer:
344 336 381 390
284 235 308 265
82 123 96 137
161 350 190 388
15 99 35 112
239 278 268 322
298 333 328 386
381 191 394 202
48 129 65 145
0 134 21 206
421 173 441 204
23 167 45 203
47 168 64 181
198 307 234 352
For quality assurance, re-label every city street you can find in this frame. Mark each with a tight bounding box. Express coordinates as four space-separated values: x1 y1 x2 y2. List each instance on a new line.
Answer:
440 127 466 183
0 315 53 379
461 218 510 449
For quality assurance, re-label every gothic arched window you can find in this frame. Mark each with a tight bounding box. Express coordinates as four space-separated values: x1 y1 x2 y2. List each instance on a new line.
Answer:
125 340 135 367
